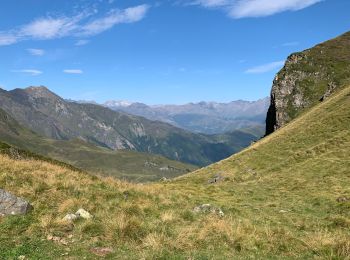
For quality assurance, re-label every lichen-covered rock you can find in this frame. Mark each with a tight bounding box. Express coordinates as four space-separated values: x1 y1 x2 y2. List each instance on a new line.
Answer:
193 204 224 217
266 31 350 135
90 247 114 257
0 189 33 216
76 208 93 219
62 209 93 222
208 174 224 184
63 213 78 222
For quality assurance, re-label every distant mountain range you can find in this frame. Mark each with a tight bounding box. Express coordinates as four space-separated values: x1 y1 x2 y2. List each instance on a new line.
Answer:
0 86 260 167
103 98 269 135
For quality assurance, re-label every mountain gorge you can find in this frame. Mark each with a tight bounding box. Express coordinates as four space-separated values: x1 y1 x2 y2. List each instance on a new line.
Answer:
0 87 259 167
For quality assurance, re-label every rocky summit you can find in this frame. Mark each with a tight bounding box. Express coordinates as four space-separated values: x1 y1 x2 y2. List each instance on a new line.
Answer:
266 31 350 135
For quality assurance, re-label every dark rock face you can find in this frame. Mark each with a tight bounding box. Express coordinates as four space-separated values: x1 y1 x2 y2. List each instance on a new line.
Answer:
0 189 33 216
266 31 350 135
265 95 277 135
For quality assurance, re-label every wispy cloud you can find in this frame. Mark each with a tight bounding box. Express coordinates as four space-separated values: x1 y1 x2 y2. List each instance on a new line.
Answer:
20 16 83 40
27 48 45 56
0 34 18 46
282 41 299 47
12 69 43 76
245 60 284 74
75 39 90 46
0 4 150 46
189 0 322 18
80 5 150 36
63 69 83 74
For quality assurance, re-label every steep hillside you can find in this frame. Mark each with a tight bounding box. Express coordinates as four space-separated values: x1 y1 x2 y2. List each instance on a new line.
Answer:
0 86 349 258
0 108 196 182
266 31 350 134
105 98 269 134
0 87 258 166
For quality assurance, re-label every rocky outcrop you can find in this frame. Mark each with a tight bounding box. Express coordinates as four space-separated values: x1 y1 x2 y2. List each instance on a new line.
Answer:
266 31 350 135
0 189 33 216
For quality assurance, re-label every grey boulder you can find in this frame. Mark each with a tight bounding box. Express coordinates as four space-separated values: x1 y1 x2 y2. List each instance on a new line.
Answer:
0 189 33 216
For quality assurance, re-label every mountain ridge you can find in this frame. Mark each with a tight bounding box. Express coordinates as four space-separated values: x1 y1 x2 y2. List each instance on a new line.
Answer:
104 97 269 134
0 86 260 166
0 107 197 182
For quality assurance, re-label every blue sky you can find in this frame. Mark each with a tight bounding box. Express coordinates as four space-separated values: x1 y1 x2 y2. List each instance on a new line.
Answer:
0 0 349 104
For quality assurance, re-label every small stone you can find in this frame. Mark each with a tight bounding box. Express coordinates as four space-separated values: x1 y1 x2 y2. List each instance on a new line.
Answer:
336 196 350 203
208 174 223 184
18 256 26 260
60 238 69 245
63 213 78 222
193 204 211 213
76 208 93 219
279 210 288 213
90 247 114 257
52 236 61 242
193 204 224 217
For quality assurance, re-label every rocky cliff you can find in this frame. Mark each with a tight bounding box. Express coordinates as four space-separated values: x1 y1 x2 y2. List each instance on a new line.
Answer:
266 31 350 135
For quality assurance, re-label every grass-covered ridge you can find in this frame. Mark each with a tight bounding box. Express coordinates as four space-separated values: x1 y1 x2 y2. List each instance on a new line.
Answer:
0 85 350 258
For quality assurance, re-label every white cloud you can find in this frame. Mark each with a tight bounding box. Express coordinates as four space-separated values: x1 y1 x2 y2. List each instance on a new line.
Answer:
231 0 322 18
282 41 299 47
193 0 229 8
80 5 150 36
20 16 82 40
0 34 18 46
63 69 83 74
12 69 43 76
245 60 284 74
191 0 322 18
27 48 45 56
0 4 150 46
75 39 90 46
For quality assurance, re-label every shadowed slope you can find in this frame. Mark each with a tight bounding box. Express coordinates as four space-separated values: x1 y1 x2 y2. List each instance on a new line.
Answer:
0 108 196 182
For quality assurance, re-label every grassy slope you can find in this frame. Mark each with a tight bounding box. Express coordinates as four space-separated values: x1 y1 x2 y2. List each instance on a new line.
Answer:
0 109 196 182
0 86 349 259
